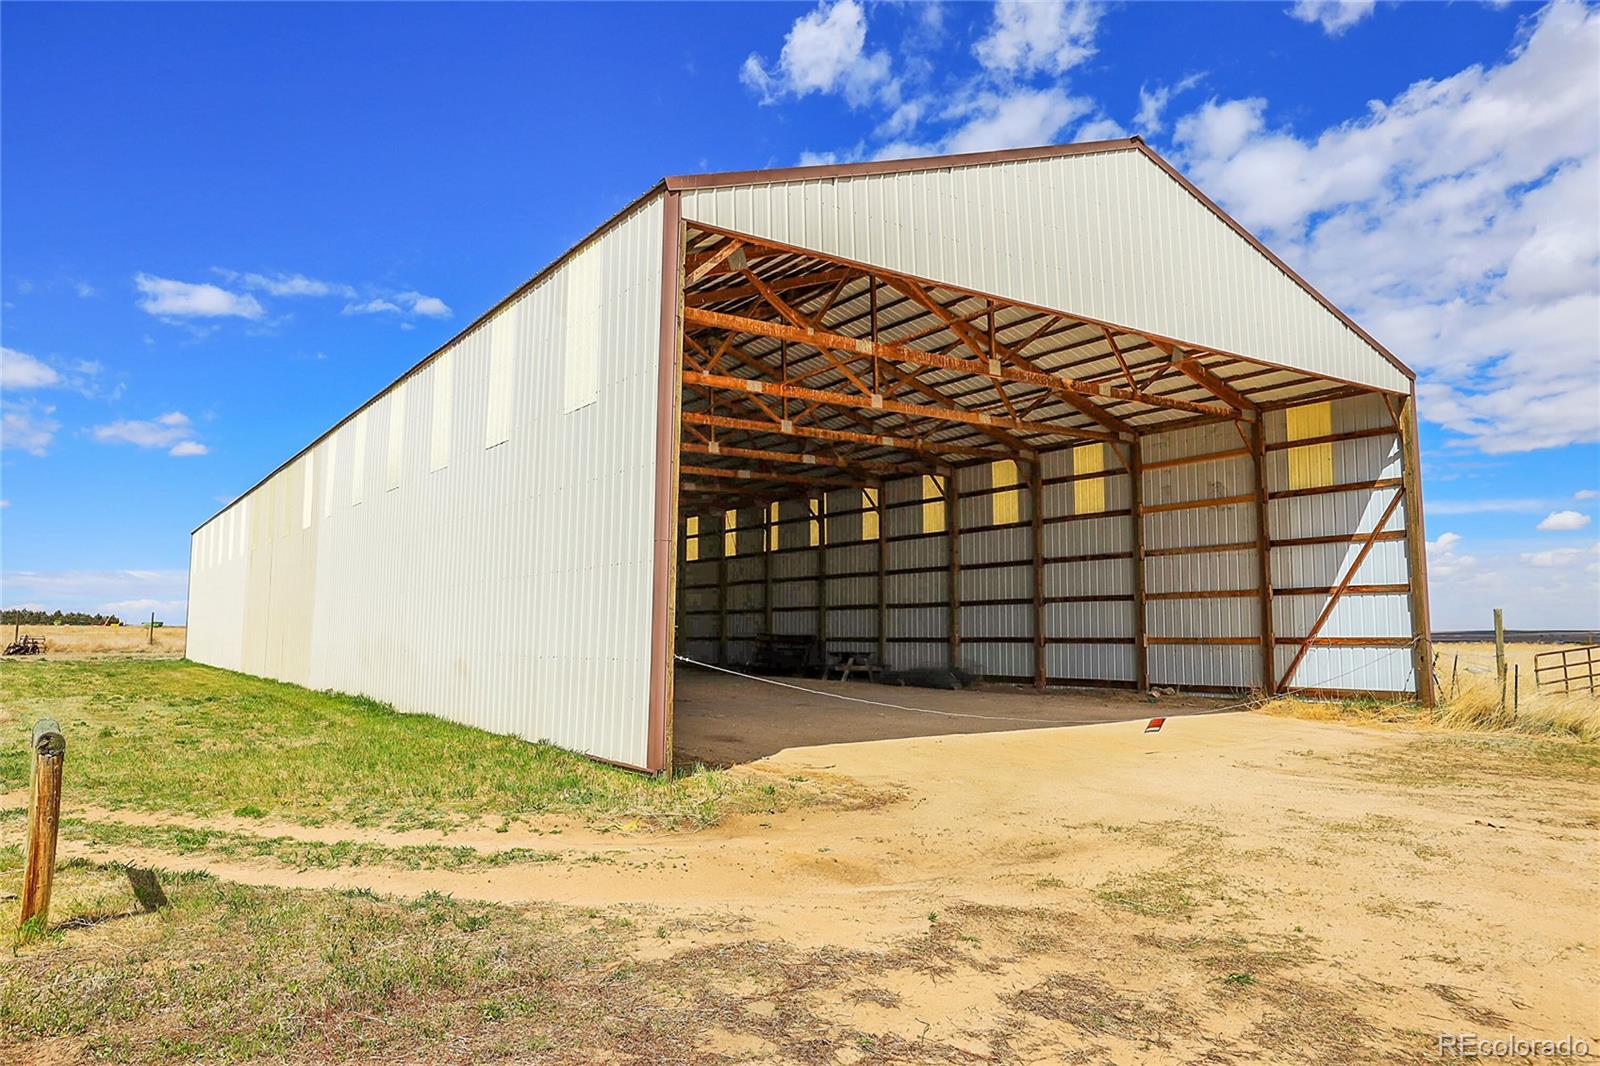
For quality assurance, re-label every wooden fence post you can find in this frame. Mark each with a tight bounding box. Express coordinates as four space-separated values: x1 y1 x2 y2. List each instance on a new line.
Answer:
20 718 66 932
1494 607 1506 711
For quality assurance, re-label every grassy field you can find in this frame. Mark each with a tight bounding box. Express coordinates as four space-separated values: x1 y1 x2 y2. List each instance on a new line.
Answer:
5 623 186 657
0 659 872 831
1262 641 1600 743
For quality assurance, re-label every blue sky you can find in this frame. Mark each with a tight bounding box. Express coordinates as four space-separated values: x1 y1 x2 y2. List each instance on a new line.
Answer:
2 0 1596 629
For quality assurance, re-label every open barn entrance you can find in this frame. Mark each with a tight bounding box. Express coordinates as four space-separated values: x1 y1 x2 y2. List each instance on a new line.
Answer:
666 223 1430 766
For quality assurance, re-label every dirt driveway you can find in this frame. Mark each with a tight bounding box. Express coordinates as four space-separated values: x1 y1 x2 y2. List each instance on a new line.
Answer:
57 686 1598 1063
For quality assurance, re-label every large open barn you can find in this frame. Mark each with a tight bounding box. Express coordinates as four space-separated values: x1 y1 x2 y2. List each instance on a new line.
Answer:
187 138 1432 772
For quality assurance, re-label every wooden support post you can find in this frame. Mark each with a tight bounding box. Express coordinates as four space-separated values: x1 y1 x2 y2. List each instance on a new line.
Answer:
716 514 729 666
20 718 65 933
1129 441 1148 692
874 490 887 670
815 497 829 655
148 611 155 646
1030 459 1046 690
1398 392 1436 706
1249 418 1277 693
947 471 962 670
1494 608 1506 689
763 504 775 637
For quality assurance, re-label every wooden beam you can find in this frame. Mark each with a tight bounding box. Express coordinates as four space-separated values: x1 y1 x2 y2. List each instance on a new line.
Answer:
1130 440 1148 692
1157 343 1258 414
680 462 861 489
1030 459 1046 690
1398 392 1436 707
686 267 855 308
1276 489 1406 692
683 410 1008 461
685 239 744 285
685 306 1237 423
947 473 961 669
873 488 887 670
683 370 1107 445
1250 417 1277 693
681 440 920 477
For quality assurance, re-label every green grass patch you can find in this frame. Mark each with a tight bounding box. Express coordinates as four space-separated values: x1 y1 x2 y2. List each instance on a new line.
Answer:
0 858 693 1063
0 659 868 831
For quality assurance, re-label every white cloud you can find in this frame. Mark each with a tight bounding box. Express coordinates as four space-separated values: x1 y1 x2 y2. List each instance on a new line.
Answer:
216 269 356 299
1134 73 1204 136
1170 1 1600 453
135 273 264 319
1521 543 1598 568
1423 533 1599 628
398 291 453 318
1574 489 1598 501
91 411 208 456
1 402 58 456
1537 509 1592 531
741 0 894 108
1287 0 1377 36
943 88 1092 154
974 0 1102 76
1 347 61 389
343 298 402 316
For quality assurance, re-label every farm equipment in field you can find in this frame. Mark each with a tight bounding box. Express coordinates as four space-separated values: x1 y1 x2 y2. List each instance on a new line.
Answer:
5 635 45 656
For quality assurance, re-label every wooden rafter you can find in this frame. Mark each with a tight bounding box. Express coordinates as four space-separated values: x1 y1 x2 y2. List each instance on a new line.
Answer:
683 411 1003 462
681 440 921 476
680 463 862 489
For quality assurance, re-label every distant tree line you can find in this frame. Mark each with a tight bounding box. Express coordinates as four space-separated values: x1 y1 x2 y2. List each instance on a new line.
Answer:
1 609 124 626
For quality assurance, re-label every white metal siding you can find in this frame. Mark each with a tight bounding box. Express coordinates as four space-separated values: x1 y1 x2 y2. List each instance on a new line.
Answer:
681 148 1407 393
187 194 667 768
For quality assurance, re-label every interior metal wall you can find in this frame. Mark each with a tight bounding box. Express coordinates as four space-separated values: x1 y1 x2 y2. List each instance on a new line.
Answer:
675 393 1418 697
188 194 667 768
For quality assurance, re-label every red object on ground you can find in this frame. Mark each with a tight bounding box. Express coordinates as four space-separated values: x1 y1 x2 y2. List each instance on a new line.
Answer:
1145 717 1166 733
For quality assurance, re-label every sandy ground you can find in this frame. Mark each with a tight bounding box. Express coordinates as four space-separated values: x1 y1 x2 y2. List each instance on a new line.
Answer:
673 666 1231 764
46 675 1599 1062
4 623 186 657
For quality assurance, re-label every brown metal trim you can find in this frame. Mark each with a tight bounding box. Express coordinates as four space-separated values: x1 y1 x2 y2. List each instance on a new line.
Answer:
645 190 683 774
664 138 1143 192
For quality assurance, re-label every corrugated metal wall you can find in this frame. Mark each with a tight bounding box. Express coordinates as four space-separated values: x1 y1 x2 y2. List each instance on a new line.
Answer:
187 194 667 768
678 148 1409 394
676 394 1417 698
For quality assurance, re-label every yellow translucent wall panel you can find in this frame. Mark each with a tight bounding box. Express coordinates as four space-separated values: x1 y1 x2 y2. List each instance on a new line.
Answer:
861 488 879 541
686 515 699 562
809 498 821 547
768 502 779 551
991 459 1019 524
922 474 946 533
1074 444 1105 514
724 509 738 557
1286 401 1334 489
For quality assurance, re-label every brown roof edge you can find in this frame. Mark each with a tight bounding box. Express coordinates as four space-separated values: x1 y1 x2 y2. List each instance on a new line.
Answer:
663 138 1143 191
1130 140 1414 383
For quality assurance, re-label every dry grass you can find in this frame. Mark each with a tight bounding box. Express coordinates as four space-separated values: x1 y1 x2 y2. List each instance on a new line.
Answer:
1260 642 1600 743
5 624 186 657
